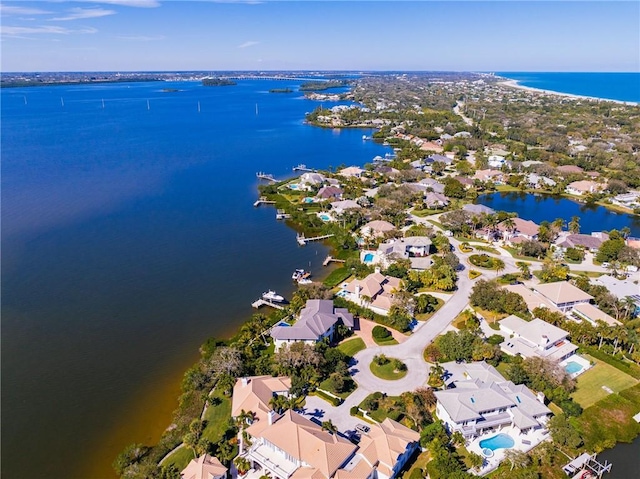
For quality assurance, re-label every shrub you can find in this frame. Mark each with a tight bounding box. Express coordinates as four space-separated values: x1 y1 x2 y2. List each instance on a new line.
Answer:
409 468 424 479
372 325 392 340
487 334 505 345
350 406 359 415
469 269 482 279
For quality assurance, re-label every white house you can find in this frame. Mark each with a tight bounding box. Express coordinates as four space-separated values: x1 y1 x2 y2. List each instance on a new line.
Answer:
435 361 551 439
270 300 354 350
499 315 577 362
343 271 401 316
532 281 593 312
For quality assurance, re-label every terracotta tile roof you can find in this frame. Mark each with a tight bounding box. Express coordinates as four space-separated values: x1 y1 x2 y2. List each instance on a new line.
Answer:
259 411 357 478
231 375 291 422
181 454 227 479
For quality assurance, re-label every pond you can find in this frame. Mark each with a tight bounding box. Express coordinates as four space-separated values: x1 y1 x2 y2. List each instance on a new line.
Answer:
475 192 640 236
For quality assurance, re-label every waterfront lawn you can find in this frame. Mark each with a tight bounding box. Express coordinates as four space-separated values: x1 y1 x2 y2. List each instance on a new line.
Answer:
572 383 640 452
201 390 232 443
338 337 366 357
370 358 407 380
163 446 196 473
571 357 639 408
324 268 352 288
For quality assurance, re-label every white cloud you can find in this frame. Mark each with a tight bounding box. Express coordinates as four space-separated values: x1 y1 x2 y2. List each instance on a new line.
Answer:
1 25 98 36
238 40 259 48
50 8 116 21
0 5 52 15
116 34 165 41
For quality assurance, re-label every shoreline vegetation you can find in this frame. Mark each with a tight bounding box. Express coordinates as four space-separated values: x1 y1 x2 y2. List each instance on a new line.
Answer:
113 72 640 478
201 78 236 87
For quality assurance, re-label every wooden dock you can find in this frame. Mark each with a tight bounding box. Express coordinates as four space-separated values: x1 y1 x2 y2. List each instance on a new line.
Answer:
323 255 346 266
254 196 276 207
251 299 285 310
256 172 277 182
297 233 334 246
276 209 291 220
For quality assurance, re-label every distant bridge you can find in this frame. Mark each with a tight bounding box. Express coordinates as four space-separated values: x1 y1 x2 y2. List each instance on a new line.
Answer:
223 75 333 82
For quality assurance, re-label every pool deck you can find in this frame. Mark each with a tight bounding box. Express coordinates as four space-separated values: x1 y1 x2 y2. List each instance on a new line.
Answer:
560 354 593 378
467 425 551 475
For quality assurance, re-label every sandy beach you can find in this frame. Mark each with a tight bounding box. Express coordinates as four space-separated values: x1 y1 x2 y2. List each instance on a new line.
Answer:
499 79 638 106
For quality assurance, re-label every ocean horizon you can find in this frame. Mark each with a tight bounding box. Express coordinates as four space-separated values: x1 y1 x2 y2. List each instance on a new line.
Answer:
496 71 640 103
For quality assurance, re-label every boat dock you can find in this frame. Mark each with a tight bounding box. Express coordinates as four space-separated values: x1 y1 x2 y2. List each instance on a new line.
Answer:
563 453 612 478
323 255 346 266
251 299 285 310
276 209 291 220
297 233 334 246
256 172 277 182
293 164 316 172
254 196 276 207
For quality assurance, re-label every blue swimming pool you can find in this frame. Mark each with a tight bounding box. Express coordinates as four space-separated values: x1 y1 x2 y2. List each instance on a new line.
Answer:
479 433 515 451
319 214 331 221
304 197 314 203
289 183 300 190
363 253 374 263
564 361 583 374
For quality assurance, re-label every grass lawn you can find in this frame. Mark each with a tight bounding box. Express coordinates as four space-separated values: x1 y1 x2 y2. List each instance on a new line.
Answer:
318 378 357 400
427 219 445 230
201 391 232 443
495 362 510 378
374 335 399 346
502 245 543 262
402 450 431 479
473 307 509 324
163 445 196 472
475 245 500 255
571 356 639 408
338 337 366 357
324 268 352 287
572 383 640 452
412 208 441 217
370 359 407 380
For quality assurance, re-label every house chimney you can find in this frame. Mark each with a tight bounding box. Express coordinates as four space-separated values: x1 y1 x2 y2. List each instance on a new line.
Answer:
355 285 361 299
241 377 249 387
268 410 277 425
536 391 546 404
374 266 381 274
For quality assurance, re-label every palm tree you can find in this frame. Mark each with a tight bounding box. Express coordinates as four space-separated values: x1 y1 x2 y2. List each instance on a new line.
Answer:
501 217 516 238
516 261 531 280
552 217 566 234
321 419 337 435
234 456 251 476
568 216 581 234
503 449 531 471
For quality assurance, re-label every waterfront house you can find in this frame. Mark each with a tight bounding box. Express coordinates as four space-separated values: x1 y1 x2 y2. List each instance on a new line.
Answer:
499 315 577 362
454 176 475 189
532 281 593 312
426 154 453 165
419 140 444 152
330 199 361 215
374 236 433 270
181 454 227 479
270 300 354 351
243 410 419 479
231 375 292 424
611 191 640 209
299 172 327 190
463 204 496 215
474 169 503 183
565 180 603 196
497 217 540 241
435 361 551 439
556 233 603 252
337 166 365 179
361 220 396 239
526 173 556 189
343 271 401 316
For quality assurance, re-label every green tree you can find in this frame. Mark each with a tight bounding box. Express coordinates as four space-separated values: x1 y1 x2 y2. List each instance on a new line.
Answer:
568 216 580 234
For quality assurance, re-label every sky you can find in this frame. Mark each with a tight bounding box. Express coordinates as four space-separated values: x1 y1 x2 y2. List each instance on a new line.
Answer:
1 1 638 72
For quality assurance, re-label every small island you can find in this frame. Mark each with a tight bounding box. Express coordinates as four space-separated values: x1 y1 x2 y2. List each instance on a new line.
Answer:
269 88 294 93
202 78 236 87
299 80 348 91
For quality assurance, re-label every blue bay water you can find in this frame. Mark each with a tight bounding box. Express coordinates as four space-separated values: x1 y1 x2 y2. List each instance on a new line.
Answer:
476 192 640 236
1 80 390 478
497 72 640 103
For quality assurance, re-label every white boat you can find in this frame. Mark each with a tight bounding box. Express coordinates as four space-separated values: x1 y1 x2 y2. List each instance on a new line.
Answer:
297 278 312 285
262 290 284 302
292 269 312 282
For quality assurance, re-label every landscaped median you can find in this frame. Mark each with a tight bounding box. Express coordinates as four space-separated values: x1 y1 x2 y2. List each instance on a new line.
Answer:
370 354 407 380
468 253 505 271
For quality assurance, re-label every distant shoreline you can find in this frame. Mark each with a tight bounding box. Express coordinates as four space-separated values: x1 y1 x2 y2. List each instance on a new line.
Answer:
498 79 639 106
